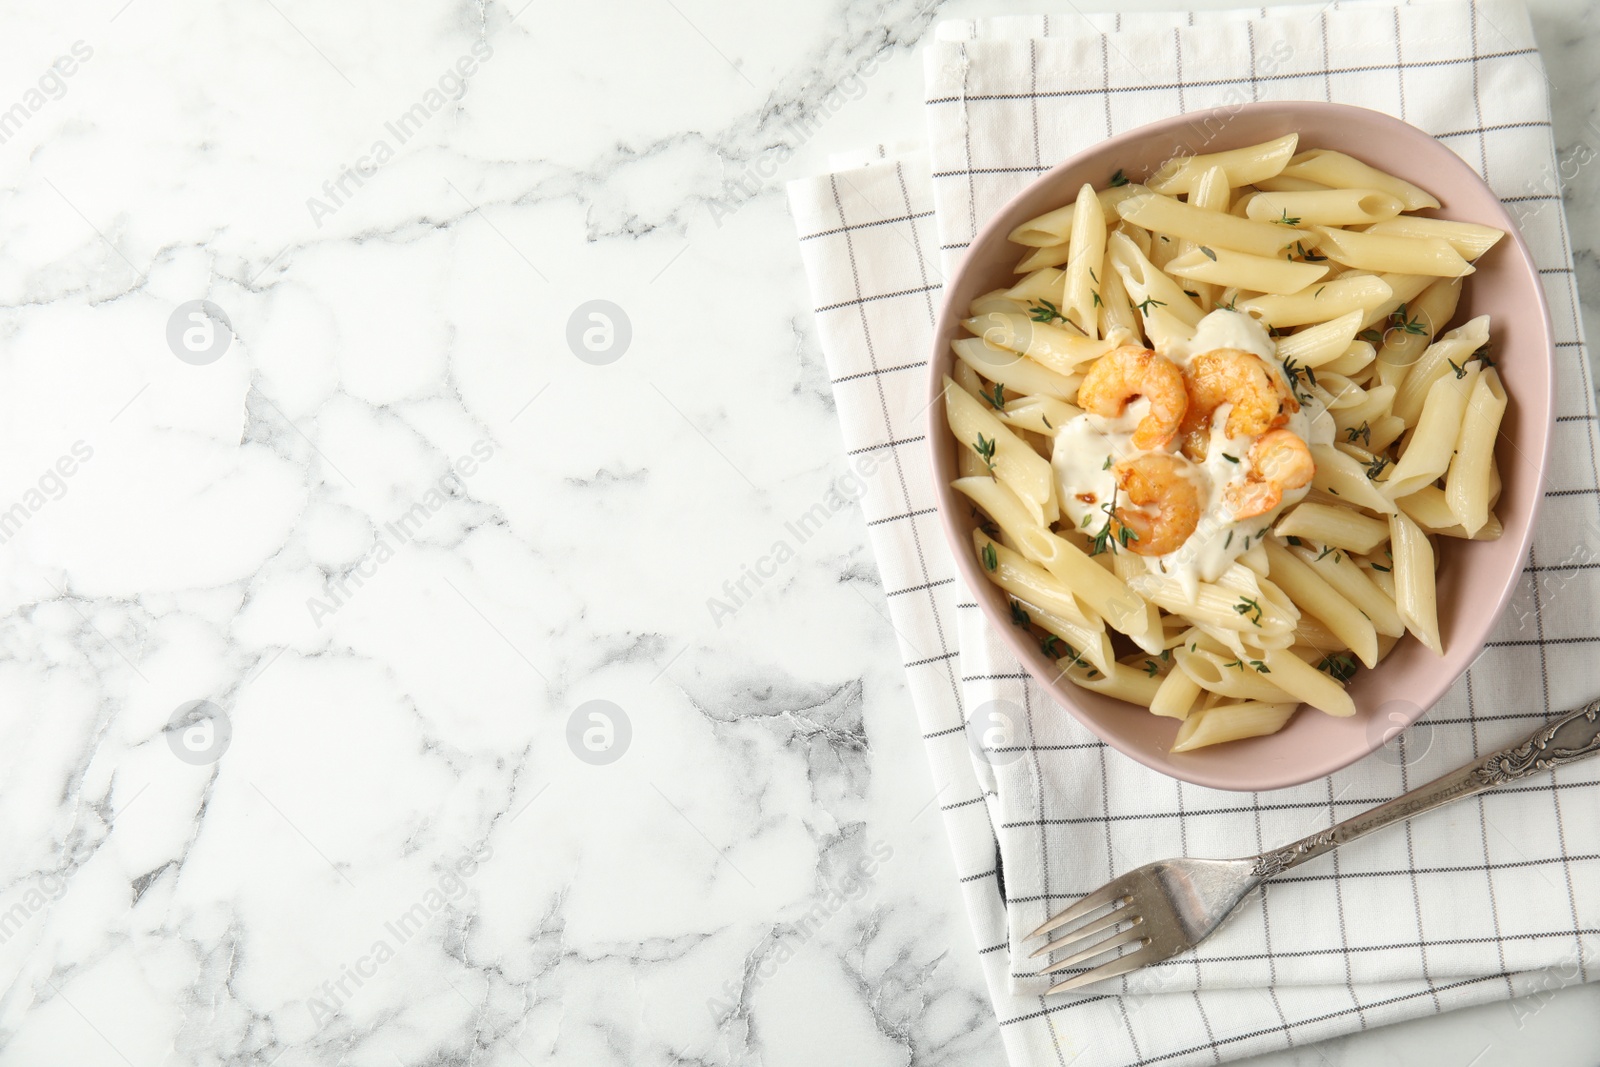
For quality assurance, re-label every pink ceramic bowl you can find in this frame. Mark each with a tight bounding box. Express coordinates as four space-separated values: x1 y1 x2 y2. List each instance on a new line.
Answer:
929 102 1554 791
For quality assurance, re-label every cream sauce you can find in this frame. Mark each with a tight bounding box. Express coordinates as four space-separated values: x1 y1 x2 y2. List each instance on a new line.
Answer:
1050 310 1330 603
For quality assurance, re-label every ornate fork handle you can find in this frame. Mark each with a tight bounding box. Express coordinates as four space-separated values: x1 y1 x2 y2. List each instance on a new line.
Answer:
1250 700 1600 879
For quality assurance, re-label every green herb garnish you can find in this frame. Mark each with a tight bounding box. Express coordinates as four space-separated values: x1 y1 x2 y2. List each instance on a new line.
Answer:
1028 299 1069 324
1233 595 1263 627
1316 653 1358 683
1281 356 1319 404
1109 169 1130 187
1390 303 1427 336
1345 421 1371 446
973 433 998 474
1136 296 1167 315
981 542 999 572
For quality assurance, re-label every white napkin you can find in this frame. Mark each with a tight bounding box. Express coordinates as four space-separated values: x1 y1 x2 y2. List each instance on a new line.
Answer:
789 3 1599 1064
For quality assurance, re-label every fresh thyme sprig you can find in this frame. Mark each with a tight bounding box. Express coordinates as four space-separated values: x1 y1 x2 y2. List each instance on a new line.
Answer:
1316 652 1358 683
1136 295 1167 315
981 542 998 572
1088 497 1139 556
1345 421 1371 446
1390 303 1427 336
983 381 1006 411
973 433 997 474
1009 601 1030 628
1028 299 1069 324
1365 454 1391 480
1274 209 1302 226
1109 168 1130 187
1233 595 1264 627
1281 356 1318 405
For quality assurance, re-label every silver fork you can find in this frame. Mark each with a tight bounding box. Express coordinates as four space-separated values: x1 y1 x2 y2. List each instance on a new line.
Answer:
1027 700 1600 995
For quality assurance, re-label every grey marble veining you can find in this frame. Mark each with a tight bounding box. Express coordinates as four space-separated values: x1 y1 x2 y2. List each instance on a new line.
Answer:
0 0 1594 1064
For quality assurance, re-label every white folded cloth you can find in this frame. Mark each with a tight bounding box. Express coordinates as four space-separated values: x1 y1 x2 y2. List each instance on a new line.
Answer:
788 3 1599 1064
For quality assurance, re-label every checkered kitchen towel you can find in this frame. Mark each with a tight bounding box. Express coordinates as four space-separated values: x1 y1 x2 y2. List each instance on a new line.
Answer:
788 2 1599 1064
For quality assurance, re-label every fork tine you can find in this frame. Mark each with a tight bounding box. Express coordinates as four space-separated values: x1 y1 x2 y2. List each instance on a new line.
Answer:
1026 878 1132 940
1027 907 1134 959
1045 942 1163 995
1036 926 1147 976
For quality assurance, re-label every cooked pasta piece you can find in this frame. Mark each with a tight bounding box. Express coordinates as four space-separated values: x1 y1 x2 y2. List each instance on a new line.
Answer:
1310 226 1474 277
1445 368 1508 537
1147 133 1299 195
1275 502 1391 554
1279 149 1440 210
1171 702 1299 751
1361 215 1505 260
1389 511 1442 654
1244 189 1405 226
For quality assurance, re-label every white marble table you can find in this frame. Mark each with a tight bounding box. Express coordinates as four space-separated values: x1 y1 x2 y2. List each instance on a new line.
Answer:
1 0 1595 1064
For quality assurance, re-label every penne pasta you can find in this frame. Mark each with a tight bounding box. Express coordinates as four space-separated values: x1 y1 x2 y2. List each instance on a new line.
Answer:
945 380 1058 525
1289 542 1405 639
1276 310 1365 368
1309 443 1397 514
963 313 1115 376
1445 368 1507 537
1238 275 1394 328
951 338 1080 401
1383 364 1480 499
1171 701 1299 751
1274 502 1391 555
1008 184 1148 246
1280 149 1440 210
1106 230 1206 327
1261 645 1357 716
1310 226 1474 278
1375 276 1462 369
1176 648 1297 702
1147 133 1299 195
1005 267 1067 304
1390 511 1442 654
1067 660 1164 706
1062 184 1108 337
1245 189 1405 227
969 529 1089 624
1150 665 1202 720
1165 245 1328 295
1015 242 1072 272
1114 192 1310 257
1264 540 1379 667
1390 315 1491 425
1361 215 1505 260
998 395 1082 436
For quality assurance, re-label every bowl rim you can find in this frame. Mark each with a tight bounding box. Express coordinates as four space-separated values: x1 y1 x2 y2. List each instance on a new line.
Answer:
927 100 1556 791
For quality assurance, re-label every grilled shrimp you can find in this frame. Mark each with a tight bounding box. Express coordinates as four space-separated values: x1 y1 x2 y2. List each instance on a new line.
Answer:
1077 345 1189 451
1225 429 1316 519
1112 452 1202 556
1180 347 1298 458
